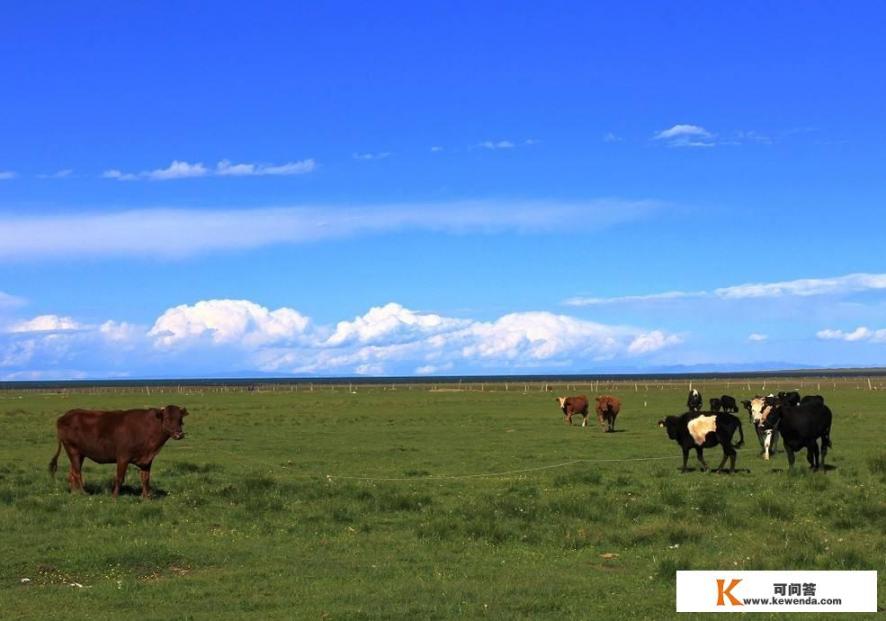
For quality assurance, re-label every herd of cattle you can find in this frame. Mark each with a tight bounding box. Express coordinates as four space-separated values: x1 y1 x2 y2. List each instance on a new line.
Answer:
44 388 834 499
558 388 834 474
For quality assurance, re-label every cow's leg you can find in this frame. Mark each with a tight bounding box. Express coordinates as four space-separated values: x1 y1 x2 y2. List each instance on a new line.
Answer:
138 464 152 499
762 429 772 461
113 460 128 498
681 447 690 472
808 442 820 470
64 447 84 493
770 431 779 456
820 437 828 468
695 447 708 471
784 446 796 468
581 414 588 428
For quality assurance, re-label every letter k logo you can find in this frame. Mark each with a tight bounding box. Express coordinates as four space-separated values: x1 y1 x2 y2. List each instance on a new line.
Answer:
716 578 743 606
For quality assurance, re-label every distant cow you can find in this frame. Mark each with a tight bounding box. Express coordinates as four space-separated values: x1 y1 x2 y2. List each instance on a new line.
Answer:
800 395 825 406
658 411 744 473
49 405 189 498
709 397 722 413
719 395 739 413
778 391 801 407
749 395 780 459
595 395 621 432
687 389 703 412
762 400 832 470
556 396 590 427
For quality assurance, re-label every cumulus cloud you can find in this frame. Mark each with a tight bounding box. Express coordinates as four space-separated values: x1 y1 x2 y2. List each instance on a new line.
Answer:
1 300 682 378
748 333 768 342
148 299 310 348
0 171 18 180
8 315 82 333
0 199 661 260
103 159 315 181
816 326 886 343
325 303 468 347
430 146 444 152
654 124 715 148
565 272 886 307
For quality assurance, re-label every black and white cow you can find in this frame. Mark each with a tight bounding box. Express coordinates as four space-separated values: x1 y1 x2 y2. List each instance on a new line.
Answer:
658 411 744 473
762 400 832 470
687 389 703 413
749 395 780 459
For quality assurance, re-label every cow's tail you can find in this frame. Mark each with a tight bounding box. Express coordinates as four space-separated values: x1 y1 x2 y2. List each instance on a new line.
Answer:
49 440 62 477
734 417 745 449
822 424 832 450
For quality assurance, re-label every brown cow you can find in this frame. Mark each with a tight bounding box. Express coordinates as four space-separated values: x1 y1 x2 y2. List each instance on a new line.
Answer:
49 405 189 498
595 395 621 432
556 395 590 427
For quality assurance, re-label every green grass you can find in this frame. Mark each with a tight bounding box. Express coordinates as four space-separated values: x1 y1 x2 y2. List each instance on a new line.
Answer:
1 382 884 619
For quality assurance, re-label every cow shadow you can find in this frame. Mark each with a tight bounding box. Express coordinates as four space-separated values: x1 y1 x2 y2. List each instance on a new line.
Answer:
82 482 169 498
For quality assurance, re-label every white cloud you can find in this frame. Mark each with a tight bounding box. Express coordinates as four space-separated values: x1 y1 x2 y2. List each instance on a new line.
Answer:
325 303 468 347
430 146 444 152
0 199 661 260
817 326 886 343
0 291 26 309
2 300 681 378
564 290 704 307
477 140 515 150
8 314 82 333
0 171 18 180
715 273 886 299
748 333 768 342
352 152 391 161
603 132 622 143
565 272 886 307
654 124 715 148
148 299 310 348
654 124 712 140
627 330 682 354
37 169 74 179
103 159 315 181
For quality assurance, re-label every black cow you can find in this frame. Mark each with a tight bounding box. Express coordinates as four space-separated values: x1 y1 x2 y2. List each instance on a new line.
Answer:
687 389 703 412
658 411 744 473
719 395 739 413
762 401 832 470
709 397 722 412
800 395 825 406
777 391 801 407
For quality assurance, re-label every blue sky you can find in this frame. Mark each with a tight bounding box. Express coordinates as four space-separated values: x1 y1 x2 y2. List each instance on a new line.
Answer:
1 2 885 379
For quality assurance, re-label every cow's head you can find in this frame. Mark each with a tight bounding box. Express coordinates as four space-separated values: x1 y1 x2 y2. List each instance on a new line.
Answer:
556 397 566 411
761 403 783 430
157 405 189 439
658 416 680 440
749 396 777 427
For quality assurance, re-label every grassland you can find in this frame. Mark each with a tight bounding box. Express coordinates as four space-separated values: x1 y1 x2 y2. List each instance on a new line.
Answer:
1 379 884 619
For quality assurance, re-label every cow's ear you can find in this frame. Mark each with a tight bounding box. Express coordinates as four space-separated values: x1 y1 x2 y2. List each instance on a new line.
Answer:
155 408 165 419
